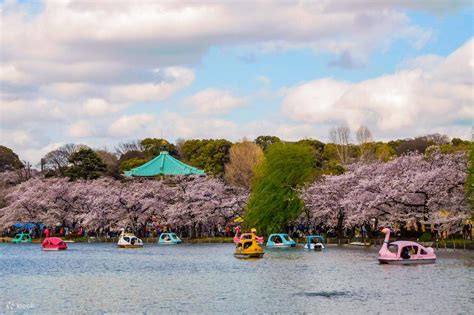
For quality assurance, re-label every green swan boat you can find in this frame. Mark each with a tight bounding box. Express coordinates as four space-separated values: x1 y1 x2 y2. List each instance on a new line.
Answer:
11 233 32 243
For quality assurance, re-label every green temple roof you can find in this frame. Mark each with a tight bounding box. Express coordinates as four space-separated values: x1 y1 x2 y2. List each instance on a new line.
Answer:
124 151 205 177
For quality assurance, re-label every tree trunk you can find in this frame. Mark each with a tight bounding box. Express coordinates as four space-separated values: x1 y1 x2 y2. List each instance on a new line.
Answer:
337 209 344 240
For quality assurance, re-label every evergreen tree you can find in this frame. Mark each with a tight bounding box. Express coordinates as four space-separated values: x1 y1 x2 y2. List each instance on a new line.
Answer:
66 148 107 180
0 145 23 171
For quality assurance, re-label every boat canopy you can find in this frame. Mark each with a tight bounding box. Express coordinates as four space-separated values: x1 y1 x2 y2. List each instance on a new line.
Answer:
306 235 325 243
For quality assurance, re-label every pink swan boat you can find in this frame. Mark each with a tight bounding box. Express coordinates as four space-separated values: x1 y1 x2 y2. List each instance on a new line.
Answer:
233 226 264 244
42 237 68 251
378 228 436 264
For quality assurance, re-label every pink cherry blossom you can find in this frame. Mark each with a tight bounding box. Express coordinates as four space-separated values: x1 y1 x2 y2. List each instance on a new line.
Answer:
300 152 469 233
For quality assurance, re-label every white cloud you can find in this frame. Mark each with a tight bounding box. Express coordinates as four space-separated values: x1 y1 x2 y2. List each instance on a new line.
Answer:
281 79 351 124
109 67 195 102
182 88 245 115
68 120 95 138
0 2 471 164
108 114 156 137
0 63 30 84
82 98 123 116
399 54 444 71
40 82 91 99
1 1 434 84
157 112 239 139
0 99 66 128
3 129 34 147
281 39 474 139
257 75 271 86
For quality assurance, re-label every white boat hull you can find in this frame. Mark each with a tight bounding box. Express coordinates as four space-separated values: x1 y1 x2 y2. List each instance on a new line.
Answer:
379 258 436 265
304 243 325 251
117 234 143 248
267 244 295 248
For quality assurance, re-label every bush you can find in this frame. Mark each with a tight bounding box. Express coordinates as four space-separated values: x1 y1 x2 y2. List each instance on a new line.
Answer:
418 232 432 242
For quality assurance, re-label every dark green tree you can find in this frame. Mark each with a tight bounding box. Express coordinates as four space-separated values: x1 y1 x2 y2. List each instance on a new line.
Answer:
41 143 88 176
140 138 178 158
118 150 146 163
255 135 281 151
296 139 325 168
65 148 107 180
0 145 23 171
120 157 148 172
244 142 316 235
179 139 232 176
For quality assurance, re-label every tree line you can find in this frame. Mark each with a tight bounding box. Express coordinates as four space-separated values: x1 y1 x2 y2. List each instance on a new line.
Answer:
1 127 469 183
0 126 472 238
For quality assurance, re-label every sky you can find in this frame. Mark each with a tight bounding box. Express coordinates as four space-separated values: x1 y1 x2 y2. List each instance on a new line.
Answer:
0 0 473 164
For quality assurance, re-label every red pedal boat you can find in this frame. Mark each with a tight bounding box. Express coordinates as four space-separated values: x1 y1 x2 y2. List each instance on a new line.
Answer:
42 237 68 251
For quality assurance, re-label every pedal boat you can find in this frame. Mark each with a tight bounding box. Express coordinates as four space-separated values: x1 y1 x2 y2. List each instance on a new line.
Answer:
158 233 182 244
304 236 325 251
378 228 436 265
117 230 143 248
266 233 296 248
233 227 264 244
234 228 264 259
11 233 32 243
42 237 68 251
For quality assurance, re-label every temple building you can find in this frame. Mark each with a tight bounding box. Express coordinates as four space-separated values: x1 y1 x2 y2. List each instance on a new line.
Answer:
124 151 205 177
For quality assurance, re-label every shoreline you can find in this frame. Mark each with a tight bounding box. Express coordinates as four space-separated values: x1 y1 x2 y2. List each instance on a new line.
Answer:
2 236 473 250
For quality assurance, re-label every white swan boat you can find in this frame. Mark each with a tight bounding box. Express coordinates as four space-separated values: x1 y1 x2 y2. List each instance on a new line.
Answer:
117 229 143 248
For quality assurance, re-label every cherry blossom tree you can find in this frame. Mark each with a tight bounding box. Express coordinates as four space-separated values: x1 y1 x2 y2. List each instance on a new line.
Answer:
300 152 469 235
0 175 248 236
0 177 71 227
164 176 248 237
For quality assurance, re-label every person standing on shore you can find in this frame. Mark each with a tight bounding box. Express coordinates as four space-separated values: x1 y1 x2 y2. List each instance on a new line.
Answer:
44 228 50 239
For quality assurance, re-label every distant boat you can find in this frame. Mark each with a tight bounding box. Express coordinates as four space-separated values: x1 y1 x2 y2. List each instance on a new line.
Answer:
266 233 296 248
11 233 32 243
158 233 182 245
233 227 264 244
117 229 143 248
42 237 68 251
234 228 264 259
304 236 325 251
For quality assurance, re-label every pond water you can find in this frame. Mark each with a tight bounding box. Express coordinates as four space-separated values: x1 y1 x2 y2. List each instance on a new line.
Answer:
1 243 473 314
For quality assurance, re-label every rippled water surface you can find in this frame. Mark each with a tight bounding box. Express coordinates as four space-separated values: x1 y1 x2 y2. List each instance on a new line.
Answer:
1 243 473 314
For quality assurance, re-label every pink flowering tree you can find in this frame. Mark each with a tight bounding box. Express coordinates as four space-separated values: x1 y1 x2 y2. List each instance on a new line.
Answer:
300 152 469 235
164 176 248 237
0 177 72 228
108 178 180 233
0 175 248 237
